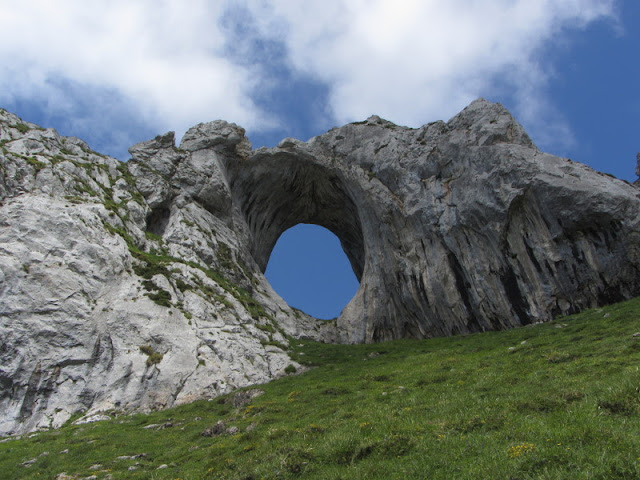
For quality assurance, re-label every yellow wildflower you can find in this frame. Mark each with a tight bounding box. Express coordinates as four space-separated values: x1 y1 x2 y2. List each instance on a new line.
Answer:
507 442 536 458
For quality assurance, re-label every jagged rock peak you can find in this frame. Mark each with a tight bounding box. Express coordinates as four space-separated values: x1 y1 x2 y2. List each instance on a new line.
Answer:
1 99 639 437
180 120 252 157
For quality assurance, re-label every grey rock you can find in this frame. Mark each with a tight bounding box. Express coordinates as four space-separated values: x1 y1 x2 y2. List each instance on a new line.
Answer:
246 422 257 432
73 414 112 426
0 111 304 437
230 388 265 408
230 99 640 342
201 420 226 437
1 99 640 437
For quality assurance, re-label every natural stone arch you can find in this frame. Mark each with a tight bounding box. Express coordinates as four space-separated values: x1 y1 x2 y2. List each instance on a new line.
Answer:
223 101 640 344
228 151 365 282
4 100 640 437
7 100 640 439
226 130 504 343
131 99 640 345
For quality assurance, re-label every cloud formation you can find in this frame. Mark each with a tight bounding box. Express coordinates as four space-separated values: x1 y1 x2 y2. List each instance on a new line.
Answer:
0 0 617 156
0 1 262 127
253 0 616 141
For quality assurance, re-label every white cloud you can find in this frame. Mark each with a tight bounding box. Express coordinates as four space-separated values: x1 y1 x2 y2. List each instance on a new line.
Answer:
0 0 266 138
0 0 618 154
252 0 616 143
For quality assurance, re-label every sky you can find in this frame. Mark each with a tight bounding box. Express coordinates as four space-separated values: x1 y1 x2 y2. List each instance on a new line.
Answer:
0 0 638 319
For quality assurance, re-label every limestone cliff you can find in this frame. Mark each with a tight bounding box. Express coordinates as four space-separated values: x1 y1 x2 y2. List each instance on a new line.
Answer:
1 99 639 436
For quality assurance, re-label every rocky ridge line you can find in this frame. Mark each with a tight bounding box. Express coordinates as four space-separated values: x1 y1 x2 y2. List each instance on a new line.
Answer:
0 109 330 436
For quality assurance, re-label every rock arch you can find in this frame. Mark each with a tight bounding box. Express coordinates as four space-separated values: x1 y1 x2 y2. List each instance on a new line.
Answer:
229 151 365 282
126 100 640 345
219 101 640 343
3 100 640 436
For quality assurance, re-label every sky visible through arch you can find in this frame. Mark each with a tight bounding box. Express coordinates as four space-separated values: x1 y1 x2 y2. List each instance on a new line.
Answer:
265 224 359 319
1 1 638 318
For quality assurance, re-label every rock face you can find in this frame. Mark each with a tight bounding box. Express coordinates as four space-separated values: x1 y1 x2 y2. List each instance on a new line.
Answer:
1 99 640 436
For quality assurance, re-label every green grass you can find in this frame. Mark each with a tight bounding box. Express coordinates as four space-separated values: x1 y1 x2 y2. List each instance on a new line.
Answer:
13 122 30 133
24 156 47 172
2 298 640 479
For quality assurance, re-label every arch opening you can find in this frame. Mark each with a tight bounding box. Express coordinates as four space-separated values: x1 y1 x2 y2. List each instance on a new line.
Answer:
265 224 360 319
228 151 367 320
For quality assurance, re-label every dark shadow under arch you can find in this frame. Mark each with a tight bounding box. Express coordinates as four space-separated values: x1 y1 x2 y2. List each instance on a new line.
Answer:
228 151 366 285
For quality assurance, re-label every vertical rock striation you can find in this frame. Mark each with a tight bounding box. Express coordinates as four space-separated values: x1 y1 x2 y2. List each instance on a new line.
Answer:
229 99 640 342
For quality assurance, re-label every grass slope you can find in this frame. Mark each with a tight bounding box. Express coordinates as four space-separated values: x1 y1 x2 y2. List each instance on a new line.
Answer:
2 298 640 479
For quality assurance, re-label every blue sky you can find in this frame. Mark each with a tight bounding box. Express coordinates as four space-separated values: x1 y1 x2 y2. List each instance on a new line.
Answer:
1 1 638 319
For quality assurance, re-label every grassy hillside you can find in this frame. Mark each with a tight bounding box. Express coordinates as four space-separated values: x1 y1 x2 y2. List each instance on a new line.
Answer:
2 298 640 479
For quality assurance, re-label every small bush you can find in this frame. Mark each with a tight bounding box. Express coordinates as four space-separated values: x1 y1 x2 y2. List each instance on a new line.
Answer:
216 243 235 270
260 339 288 351
141 279 157 292
133 259 170 280
147 352 163 366
14 123 30 133
25 156 47 172
139 345 164 366
139 345 154 356
175 279 190 293
256 323 275 334
284 364 297 375
145 230 163 242
146 289 172 307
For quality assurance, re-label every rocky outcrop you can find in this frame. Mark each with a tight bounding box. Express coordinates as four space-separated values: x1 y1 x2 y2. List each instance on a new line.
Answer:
1 99 639 436
238 101 640 342
0 110 329 436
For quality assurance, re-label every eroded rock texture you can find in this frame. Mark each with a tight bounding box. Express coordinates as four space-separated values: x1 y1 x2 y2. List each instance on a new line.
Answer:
231 100 640 342
1 99 639 435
